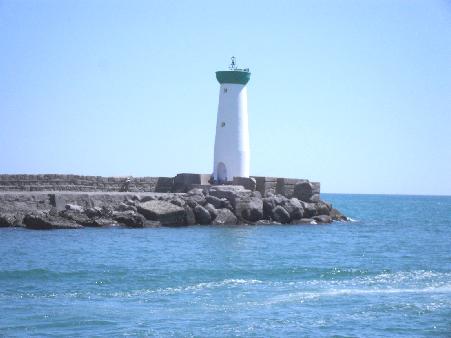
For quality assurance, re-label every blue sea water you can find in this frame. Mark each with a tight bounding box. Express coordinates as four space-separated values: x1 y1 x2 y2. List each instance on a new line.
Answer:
0 194 450 337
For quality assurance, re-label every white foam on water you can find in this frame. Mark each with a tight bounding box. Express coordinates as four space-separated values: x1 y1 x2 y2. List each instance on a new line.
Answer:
104 278 265 298
157 278 264 294
265 285 451 305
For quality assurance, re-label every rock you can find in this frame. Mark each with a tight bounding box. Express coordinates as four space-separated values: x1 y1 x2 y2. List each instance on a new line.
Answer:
114 212 146 227
132 194 142 202
184 206 196 225
232 177 257 191
293 181 320 202
251 191 262 199
85 207 102 218
65 204 84 212
254 220 282 225
61 208 114 227
116 202 137 212
124 198 136 206
170 198 186 207
194 205 211 225
101 206 114 218
82 218 114 227
187 188 206 195
23 213 83 230
262 197 276 219
0 213 16 227
291 218 317 225
205 195 225 209
59 209 92 225
137 200 186 226
324 201 333 210
84 206 113 219
313 215 332 224
316 202 331 216
204 203 218 220
300 201 318 218
183 192 207 207
283 198 304 220
212 208 238 225
310 193 320 203
139 195 155 203
274 194 289 205
272 206 290 224
238 197 263 222
209 185 252 208
330 208 348 221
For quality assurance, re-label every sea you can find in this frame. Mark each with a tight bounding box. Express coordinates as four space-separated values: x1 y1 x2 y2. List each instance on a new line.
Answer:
0 194 450 337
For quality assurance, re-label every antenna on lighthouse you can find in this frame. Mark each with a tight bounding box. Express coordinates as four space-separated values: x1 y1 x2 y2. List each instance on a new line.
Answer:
229 56 236 70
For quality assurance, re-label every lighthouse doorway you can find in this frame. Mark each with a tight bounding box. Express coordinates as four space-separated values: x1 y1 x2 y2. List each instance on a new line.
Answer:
217 162 228 184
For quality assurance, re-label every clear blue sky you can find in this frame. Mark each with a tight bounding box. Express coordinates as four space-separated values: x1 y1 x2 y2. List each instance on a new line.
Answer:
1 0 450 195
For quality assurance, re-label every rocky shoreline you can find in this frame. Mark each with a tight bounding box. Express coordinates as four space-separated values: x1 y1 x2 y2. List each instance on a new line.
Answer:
0 185 347 230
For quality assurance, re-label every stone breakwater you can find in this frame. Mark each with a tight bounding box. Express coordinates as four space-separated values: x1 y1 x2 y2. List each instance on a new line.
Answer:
0 185 347 230
0 174 320 199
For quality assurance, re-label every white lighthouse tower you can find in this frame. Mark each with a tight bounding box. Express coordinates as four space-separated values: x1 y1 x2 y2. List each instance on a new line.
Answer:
212 57 251 183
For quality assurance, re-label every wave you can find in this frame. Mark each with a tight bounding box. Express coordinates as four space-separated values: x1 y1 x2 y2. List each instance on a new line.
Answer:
0 268 90 280
265 284 451 304
2 270 449 302
133 278 264 296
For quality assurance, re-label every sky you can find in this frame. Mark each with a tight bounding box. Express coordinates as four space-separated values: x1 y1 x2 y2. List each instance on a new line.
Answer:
0 0 450 195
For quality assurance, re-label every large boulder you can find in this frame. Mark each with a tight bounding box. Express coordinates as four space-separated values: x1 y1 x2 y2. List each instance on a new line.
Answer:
115 202 137 212
316 202 331 216
313 215 332 224
330 208 348 221
204 203 218 220
84 206 113 219
283 198 304 220
64 204 84 212
238 197 263 222
0 213 17 227
113 211 158 228
205 195 225 209
137 200 186 226
183 190 207 208
262 194 293 220
205 195 233 210
170 197 186 207
300 201 318 218
212 208 238 225
23 213 82 230
272 206 290 224
293 181 320 202
184 206 196 225
209 186 252 209
232 177 256 191
194 205 212 225
262 197 276 219
59 209 92 225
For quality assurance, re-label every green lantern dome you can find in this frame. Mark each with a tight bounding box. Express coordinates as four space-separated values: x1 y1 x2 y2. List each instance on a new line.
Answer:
216 70 251 85
216 57 251 85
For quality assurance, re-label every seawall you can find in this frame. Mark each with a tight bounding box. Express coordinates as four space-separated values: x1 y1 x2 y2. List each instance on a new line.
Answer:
0 173 320 200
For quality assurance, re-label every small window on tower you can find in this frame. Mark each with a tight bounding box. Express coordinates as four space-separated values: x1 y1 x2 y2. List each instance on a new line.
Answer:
224 88 228 93
221 122 226 127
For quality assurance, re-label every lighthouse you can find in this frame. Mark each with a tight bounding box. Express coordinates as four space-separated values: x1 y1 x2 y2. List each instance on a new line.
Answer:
212 57 251 183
